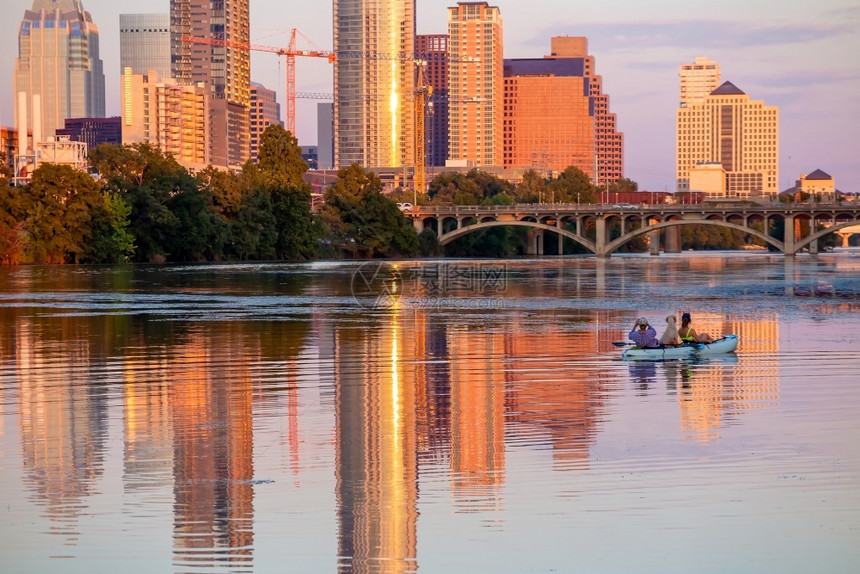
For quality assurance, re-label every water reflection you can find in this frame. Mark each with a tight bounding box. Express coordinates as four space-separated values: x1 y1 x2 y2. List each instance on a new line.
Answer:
1 257 859 572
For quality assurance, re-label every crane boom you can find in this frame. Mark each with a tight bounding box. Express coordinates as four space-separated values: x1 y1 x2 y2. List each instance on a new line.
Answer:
181 32 335 135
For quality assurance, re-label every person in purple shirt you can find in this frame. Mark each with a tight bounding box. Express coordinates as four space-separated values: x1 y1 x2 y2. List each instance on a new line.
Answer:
629 317 660 348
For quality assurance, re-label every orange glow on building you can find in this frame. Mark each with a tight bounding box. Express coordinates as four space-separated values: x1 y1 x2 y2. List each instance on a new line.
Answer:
447 2 504 167
503 37 623 183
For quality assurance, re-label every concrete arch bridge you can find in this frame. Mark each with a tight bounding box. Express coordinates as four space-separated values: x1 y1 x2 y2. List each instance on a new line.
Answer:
407 203 860 256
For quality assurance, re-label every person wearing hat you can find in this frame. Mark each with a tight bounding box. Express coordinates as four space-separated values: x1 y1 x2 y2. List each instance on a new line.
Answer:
679 312 713 343
629 317 660 348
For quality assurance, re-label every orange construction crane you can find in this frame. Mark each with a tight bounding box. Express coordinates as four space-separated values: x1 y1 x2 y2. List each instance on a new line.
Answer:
182 29 335 135
413 60 433 194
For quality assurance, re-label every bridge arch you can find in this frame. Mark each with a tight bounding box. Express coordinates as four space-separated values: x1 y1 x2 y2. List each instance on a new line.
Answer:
796 219 860 251
604 218 783 255
439 220 596 253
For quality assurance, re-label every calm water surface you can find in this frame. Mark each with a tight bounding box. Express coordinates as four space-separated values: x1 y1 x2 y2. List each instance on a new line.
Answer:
1 253 859 573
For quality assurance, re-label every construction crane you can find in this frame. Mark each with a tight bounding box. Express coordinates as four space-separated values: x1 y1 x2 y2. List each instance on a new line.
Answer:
181 30 335 135
413 60 433 194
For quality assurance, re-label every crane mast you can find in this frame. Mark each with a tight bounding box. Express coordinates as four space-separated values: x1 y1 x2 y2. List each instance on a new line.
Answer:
414 60 432 194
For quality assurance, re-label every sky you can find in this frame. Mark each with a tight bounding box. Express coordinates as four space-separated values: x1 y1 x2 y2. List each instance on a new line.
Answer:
1 0 858 193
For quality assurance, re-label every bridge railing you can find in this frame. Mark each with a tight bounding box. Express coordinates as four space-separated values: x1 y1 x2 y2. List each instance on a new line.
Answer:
407 202 860 217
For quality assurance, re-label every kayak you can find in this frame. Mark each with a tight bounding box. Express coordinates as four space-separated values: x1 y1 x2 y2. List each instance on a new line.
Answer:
622 335 738 360
690 334 738 356
622 345 697 361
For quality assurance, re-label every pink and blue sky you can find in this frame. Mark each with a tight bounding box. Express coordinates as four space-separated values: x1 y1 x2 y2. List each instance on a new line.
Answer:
1 0 858 193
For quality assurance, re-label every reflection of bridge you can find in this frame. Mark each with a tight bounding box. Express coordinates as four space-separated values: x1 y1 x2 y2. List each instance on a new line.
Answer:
833 224 860 247
406 203 860 256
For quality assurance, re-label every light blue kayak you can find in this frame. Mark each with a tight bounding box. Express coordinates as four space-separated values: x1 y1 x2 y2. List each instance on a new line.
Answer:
622 335 738 360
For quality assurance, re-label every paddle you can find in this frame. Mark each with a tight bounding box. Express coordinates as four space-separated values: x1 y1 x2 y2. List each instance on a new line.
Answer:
612 341 632 347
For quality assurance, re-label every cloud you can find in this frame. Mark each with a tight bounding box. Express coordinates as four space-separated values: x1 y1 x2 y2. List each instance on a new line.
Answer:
523 18 856 52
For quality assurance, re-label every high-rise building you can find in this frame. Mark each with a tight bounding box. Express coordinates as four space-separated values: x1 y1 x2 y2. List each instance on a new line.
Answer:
503 37 623 182
13 0 106 150
317 102 334 170
122 68 209 169
120 13 171 79
171 0 250 168
249 83 282 161
679 56 720 107
447 2 503 168
333 0 415 170
676 79 779 198
416 34 449 168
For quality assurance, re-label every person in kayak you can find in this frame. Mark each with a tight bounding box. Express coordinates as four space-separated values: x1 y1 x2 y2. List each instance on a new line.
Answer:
679 312 713 343
629 317 660 348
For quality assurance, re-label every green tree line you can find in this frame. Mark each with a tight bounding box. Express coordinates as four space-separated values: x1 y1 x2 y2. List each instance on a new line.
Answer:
0 125 420 265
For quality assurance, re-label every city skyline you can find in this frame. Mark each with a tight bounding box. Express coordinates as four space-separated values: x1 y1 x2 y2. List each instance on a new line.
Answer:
1 0 857 192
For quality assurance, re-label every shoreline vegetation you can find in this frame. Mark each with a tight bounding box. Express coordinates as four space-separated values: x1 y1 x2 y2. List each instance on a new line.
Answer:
0 125 840 266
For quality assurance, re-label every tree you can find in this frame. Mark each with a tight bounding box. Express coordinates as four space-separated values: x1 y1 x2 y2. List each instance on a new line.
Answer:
232 189 277 260
547 166 598 204
254 124 320 260
322 164 418 257
608 177 639 193
514 169 548 203
0 165 25 265
22 163 102 263
89 143 190 262
257 124 309 189
165 176 229 261
82 192 135 263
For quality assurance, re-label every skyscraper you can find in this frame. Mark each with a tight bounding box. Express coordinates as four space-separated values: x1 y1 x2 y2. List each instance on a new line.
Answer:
676 77 779 198
14 0 106 149
503 36 624 182
416 34 449 168
171 0 250 168
679 56 720 107
120 13 171 79
249 82 282 161
447 2 503 168
333 0 415 170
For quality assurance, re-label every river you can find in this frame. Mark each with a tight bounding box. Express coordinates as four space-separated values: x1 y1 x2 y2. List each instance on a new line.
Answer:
1 253 859 573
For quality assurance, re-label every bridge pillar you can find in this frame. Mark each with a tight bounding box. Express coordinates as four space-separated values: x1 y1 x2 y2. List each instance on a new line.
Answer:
526 229 544 256
664 227 682 253
649 230 660 256
595 218 609 257
784 214 796 255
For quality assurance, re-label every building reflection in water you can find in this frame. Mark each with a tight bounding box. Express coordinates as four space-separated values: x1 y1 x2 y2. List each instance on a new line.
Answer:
334 310 419 574
168 328 255 572
3 266 791 571
15 318 108 544
655 312 781 444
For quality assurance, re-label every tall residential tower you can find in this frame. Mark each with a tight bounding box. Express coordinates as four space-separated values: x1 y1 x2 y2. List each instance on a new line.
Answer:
447 2 503 168
14 0 105 149
333 0 415 170
171 0 250 168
